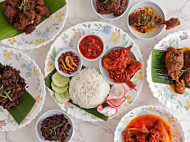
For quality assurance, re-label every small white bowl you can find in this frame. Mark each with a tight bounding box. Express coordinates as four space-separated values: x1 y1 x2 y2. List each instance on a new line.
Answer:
127 1 165 39
35 110 74 142
77 34 105 62
55 49 82 77
91 0 130 20
99 46 136 84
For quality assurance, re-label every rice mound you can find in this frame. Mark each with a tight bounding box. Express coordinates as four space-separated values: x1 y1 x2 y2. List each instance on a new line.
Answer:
69 68 110 109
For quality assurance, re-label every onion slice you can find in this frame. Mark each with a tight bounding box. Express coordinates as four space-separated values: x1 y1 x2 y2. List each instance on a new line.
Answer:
107 84 126 107
97 104 118 117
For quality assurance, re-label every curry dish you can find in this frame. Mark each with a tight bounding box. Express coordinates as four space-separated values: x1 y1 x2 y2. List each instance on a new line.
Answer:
122 114 172 142
129 6 180 34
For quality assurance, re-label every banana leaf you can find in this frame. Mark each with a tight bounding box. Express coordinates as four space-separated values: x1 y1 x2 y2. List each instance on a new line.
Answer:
151 49 190 88
0 0 67 41
45 69 109 121
0 62 36 124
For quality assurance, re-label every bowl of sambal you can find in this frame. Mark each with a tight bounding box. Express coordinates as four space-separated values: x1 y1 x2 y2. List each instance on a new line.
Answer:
77 34 105 61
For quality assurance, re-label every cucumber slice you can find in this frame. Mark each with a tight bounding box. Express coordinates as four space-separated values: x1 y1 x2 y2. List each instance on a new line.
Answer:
52 72 69 87
51 82 68 94
54 91 70 104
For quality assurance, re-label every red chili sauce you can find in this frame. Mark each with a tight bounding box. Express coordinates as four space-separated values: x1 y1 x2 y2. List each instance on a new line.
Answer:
79 35 104 60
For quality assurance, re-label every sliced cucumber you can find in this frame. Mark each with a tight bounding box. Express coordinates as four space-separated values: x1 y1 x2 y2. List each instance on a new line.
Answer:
54 91 70 104
51 82 68 94
52 72 69 87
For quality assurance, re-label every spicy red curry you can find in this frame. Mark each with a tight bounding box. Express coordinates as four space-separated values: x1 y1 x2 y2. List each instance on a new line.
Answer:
122 114 172 142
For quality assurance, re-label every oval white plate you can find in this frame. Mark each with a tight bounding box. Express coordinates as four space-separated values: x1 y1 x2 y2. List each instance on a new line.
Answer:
114 105 185 142
147 30 190 113
91 0 130 20
44 21 144 121
127 1 165 39
35 110 74 142
0 47 46 131
0 2 68 49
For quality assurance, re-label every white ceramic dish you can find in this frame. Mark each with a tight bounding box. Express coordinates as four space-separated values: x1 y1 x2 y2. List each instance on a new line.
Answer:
99 46 137 84
1 2 68 49
45 21 144 121
114 105 185 142
35 110 74 142
77 34 105 62
0 47 46 131
55 49 82 77
147 30 190 113
91 0 130 20
127 1 165 39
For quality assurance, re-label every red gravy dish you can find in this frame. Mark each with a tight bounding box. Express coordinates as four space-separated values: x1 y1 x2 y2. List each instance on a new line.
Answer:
122 114 172 142
79 35 104 60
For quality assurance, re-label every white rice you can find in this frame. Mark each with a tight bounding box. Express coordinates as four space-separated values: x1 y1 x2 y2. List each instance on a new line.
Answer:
69 68 110 109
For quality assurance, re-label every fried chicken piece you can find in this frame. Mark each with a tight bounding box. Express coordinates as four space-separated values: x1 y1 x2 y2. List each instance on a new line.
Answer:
165 47 184 81
175 79 185 94
164 18 181 30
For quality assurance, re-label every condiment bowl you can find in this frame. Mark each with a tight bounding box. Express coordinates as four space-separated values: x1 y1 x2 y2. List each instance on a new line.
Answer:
55 49 83 77
77 33 105 62
35 110 74 142
91 0 130 20
127 1 165 39
99 46 137 84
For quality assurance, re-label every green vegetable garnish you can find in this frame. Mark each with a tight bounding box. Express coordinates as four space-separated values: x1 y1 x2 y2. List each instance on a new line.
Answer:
0 85 12 101
104 0 117 4
18 0 28 11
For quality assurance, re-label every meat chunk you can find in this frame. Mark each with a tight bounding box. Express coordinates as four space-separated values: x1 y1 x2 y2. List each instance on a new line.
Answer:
165 47 184 81
3 0 50 34
175 79 185 94
182 50 190 85
96 0 128 16
165 18 181 30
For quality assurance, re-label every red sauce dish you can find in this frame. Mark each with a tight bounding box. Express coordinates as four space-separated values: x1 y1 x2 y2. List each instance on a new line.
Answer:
78 34 104 61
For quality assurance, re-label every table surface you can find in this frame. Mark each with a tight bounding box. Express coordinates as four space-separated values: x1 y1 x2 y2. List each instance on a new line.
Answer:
0 0 190 142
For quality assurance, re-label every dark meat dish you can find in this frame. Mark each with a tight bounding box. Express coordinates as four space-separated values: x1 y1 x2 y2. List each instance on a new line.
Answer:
123 114 172 142
3 0 50 34
129 7 180 34
165 47 184 81
41 114 72 142
102 46 142 90
96 0 128 16
182 50 190 85
0 65 26 110
165 47 185 94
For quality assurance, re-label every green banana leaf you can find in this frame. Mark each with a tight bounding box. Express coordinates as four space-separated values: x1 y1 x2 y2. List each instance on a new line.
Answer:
0 0 67 41
152 49 190 88
45 68 109 121
0 62 36 124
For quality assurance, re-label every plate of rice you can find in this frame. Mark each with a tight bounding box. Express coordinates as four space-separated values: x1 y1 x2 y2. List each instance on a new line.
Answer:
44 21 144 121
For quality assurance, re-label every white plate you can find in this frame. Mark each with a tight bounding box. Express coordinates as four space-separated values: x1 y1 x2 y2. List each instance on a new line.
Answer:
35 110 74 142
114 105 185 142
147 30 190 113
44 21 144 121
91 0 130 20
0 1 68 49
0 47 46 131
127 1 165 39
